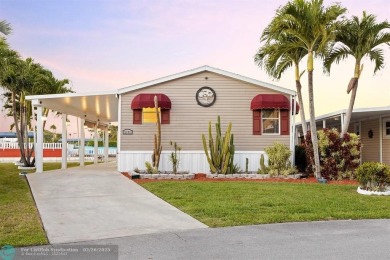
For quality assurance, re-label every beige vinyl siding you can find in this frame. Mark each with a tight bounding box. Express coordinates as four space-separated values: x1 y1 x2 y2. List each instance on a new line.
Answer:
361 119 380 163
120 71 290 151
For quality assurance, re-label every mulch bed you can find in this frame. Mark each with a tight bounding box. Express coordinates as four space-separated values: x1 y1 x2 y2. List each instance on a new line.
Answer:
129 174 358 185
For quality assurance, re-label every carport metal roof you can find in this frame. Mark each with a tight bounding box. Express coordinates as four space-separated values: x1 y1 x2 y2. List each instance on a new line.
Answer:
296 106 390 129
25 91 118 124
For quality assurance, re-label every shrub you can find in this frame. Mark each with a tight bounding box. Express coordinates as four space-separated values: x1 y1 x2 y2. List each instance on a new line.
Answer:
355 162 390 192
304 128 361 180
263 142 297 176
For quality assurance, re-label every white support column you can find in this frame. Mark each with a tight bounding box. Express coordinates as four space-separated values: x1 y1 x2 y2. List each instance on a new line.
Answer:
61 114 67 169
94 124 98 164
117 94 121 152
359 120 362 164
290 95 297 165
341 113 345 132
35 105 43 173
104 127 109 163
379 117 383 163
117 94 121 171
79 118 85 166
322 119 326 129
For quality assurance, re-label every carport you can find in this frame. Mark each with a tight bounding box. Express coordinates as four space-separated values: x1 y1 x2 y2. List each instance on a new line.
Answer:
26 91 119 172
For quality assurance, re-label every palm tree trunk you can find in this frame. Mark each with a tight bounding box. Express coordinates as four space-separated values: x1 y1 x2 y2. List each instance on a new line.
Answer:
308 70 321 178
341 78 358 137
12 92 27 165
296 80 307 138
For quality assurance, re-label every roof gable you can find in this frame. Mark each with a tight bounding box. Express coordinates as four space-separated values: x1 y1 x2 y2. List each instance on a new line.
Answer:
118 65 296 95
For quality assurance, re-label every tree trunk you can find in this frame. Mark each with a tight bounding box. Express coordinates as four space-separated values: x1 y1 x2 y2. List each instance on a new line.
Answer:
308 70 321 178
12 92 27 166
341 78 359 137
296 80 307 138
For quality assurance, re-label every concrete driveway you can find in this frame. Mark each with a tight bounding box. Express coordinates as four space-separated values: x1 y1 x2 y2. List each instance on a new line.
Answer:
26 162 207 244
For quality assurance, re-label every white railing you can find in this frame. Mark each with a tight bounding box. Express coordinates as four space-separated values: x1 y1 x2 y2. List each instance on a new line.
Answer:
117 151 267 174
0 142 63 149
0 142 118 155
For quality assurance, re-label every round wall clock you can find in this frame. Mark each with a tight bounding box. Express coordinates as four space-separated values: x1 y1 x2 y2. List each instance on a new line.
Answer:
196 87 216 107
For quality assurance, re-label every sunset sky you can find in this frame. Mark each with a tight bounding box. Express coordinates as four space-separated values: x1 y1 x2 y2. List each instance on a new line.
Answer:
0 0 389 133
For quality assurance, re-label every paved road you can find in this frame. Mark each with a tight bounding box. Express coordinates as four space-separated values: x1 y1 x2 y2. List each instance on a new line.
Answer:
16 219 390 259
26 162 206 244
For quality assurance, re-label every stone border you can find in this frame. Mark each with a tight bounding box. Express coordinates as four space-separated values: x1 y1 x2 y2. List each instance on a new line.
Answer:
130 171 302 180
357 187 390 196
207 173 302 179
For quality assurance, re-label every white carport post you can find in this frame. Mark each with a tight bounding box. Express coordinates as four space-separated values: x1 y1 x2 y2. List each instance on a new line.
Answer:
79 118 85 166
94 124 98 164
33 101 43 173
104 127 109 163
61 114 67 169
290 95 297 165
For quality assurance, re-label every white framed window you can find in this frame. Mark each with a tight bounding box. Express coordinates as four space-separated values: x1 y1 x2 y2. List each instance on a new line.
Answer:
384 118 390 139
262 109 280 134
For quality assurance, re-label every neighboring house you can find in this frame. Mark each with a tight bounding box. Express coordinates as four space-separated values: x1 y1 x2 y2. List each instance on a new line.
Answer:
26 65 299 173
295 106 390 166
116 66 299 173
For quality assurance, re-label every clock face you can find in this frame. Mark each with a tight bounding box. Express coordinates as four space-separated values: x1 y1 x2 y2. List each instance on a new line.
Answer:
196 87 216 107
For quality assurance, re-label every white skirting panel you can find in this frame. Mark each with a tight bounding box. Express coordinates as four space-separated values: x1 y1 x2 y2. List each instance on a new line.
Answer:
117 151 267 174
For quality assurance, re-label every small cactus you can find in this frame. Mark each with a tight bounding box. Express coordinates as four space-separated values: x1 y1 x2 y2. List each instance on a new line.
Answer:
245 158 249 173
258 154 268 174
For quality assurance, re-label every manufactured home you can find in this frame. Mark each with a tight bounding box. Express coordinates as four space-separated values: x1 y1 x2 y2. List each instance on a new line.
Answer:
27 66 299 173
295 107 390 165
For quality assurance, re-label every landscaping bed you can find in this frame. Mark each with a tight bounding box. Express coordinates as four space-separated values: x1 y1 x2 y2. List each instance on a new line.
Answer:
133 175 358 185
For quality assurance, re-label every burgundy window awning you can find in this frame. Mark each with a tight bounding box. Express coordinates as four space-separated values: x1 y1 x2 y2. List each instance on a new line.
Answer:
131 93 172 109
250 94 299 114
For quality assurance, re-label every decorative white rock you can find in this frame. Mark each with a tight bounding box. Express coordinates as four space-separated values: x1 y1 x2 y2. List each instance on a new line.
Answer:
357 187 390 196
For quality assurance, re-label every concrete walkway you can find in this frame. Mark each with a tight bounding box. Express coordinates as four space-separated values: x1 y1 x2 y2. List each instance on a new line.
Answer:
26 162 207 244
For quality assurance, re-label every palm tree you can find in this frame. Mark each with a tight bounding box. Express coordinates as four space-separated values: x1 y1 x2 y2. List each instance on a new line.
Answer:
50 124 57 142
261 0 346 178
1 55 72 166
325 12 390 137
255 33 308 137
0 20 12 35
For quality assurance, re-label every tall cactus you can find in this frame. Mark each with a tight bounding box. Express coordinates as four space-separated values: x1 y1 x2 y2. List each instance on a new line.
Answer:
202 116 235 174
152 95 162 170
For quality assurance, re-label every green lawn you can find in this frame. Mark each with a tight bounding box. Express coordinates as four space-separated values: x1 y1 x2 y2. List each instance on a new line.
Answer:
140 181 390 227
0 162 90 247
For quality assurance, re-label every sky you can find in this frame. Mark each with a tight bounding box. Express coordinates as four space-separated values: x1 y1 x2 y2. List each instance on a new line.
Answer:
0 0 389 133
